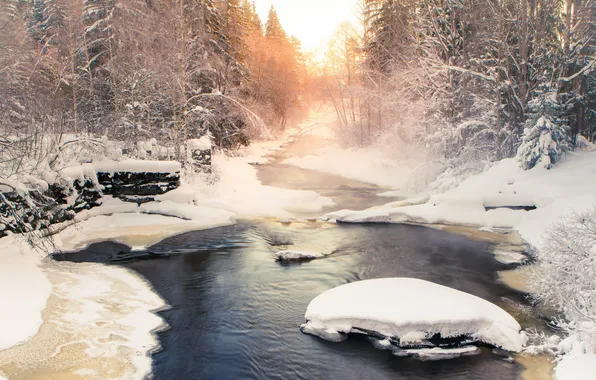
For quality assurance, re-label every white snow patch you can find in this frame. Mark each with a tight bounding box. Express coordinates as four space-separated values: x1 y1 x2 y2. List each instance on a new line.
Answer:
552 335 596 380
154 186 196 204
396 346 480 360
377 189 404 198
556 352 596 380
186 136 211 151
0 236 51 350
58 206 234 251
399 331 428 345
301 278 523 352
283 146 414 189
274 250 328 261
195 151 334 219
73 368 96 376
91 159 181 174
493 249 527 264
59 159 181 184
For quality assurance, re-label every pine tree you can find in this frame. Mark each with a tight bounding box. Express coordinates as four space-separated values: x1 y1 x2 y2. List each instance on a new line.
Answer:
265 5 285 41
222 0 249 66
242 0 261 36
366 0 410 73
82 0 115 72
24 0 64 52
517 82 570 170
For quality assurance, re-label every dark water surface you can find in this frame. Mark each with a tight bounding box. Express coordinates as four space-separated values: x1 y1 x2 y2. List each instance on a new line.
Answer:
56 221 532 380
53 134 539 379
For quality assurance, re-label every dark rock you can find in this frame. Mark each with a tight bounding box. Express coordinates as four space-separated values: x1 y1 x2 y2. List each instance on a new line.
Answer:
98 171 180 196
191 148 212 173
116 195 156 205
484 205 537 211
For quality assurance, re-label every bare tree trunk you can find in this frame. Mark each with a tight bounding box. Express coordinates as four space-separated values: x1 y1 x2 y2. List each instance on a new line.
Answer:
520 0 529 110
495 0 504 141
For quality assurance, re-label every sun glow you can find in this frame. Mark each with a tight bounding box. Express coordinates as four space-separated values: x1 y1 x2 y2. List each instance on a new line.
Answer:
253 0 360 55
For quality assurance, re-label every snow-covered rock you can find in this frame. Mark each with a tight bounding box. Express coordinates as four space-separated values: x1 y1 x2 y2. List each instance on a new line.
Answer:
187 136 211 151
301 278 523 353
493 248 528 264
394 346 480 360
274 250 328 261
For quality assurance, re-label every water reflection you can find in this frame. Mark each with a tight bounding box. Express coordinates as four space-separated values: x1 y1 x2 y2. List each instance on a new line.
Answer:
56 220 540 380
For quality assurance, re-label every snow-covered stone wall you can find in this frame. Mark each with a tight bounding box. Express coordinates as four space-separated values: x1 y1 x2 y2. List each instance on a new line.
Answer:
0 186 74 237
0 160 181 236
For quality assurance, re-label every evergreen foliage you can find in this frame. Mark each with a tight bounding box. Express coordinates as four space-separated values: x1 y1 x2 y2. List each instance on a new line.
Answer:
265 6 285 40
518 84 570 169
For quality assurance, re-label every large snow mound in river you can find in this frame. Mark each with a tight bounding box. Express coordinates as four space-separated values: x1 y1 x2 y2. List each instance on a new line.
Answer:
301 278 523 352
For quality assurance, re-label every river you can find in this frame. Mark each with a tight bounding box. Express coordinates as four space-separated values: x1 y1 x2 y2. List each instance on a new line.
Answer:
54 133 547 379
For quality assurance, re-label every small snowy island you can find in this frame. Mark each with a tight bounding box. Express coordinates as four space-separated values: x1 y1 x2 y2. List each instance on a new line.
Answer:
301 278 524 357
275 250 329 261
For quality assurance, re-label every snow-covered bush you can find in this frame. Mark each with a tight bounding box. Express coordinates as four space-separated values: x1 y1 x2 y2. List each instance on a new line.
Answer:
517 89 570 170
415 119 504 193
428 120 501 162
531 206 596 352
575 134 596 152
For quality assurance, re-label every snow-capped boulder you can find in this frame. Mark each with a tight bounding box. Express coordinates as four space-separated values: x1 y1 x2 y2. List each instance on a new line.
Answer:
301 278 523 354
275 250 328 261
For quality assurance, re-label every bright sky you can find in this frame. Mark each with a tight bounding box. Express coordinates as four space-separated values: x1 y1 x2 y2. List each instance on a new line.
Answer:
253 0 360 53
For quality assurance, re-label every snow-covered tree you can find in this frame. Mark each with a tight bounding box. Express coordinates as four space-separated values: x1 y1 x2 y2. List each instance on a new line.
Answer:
531 206 596 348
517 84 570 170
264 5 285 41
24 0 65 52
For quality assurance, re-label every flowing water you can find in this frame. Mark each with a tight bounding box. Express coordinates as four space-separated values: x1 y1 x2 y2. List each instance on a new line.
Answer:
256 134 402 213
53 134 548 379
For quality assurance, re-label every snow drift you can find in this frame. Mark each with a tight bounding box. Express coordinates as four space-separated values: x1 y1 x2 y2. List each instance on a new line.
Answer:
301 278 523 354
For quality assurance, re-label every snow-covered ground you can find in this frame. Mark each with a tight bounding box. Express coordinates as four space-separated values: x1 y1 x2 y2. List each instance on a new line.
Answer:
0 236 51 351
301 278 524 354
556 351 596 380
323 150 596 249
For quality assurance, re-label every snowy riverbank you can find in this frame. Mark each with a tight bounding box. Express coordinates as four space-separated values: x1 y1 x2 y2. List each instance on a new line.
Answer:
319 149 596 379
0 199 236 379
323 150 596 245
0 117 335 379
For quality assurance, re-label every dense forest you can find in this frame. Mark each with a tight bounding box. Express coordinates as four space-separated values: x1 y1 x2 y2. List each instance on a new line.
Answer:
0 0 594 178
324 0 594 170
0 0 307 174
